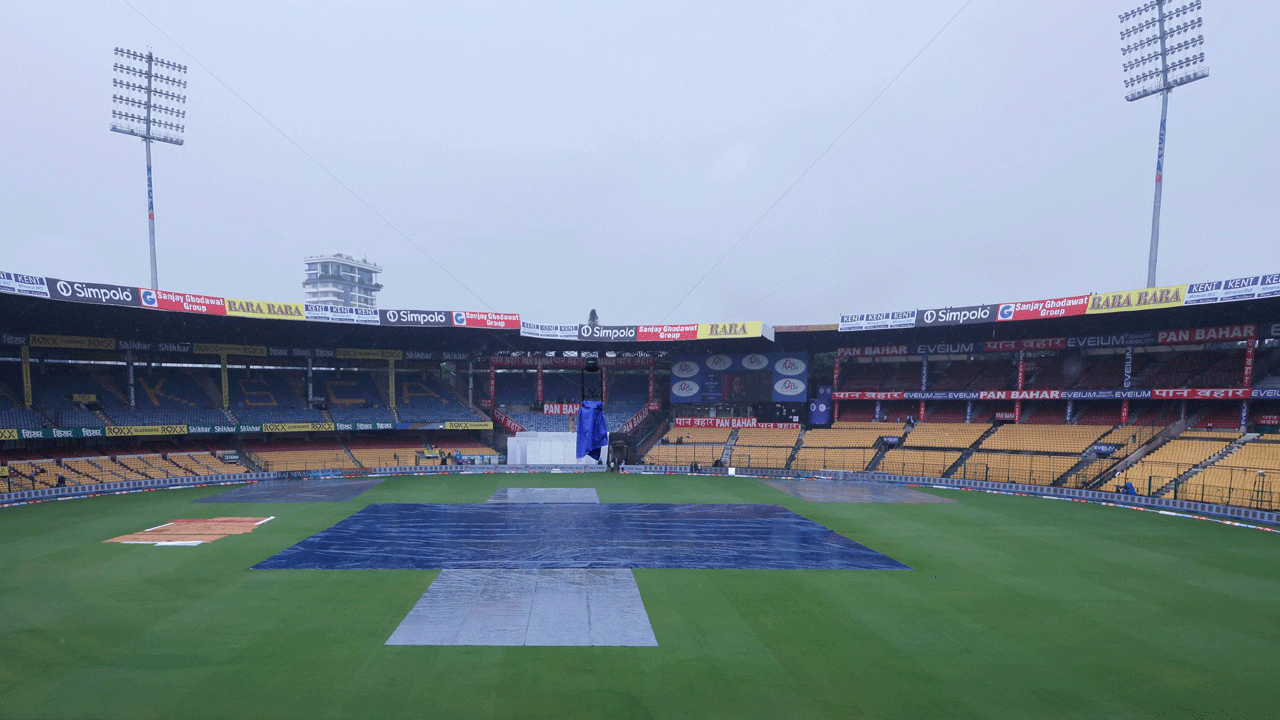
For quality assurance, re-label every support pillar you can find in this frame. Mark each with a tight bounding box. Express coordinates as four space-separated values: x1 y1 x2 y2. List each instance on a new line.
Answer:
647 363 655 405
1121 399 1130 424
388 358 397 408
467 360 474 407
601 365 608 405
489 365 496 407
1066 399 1074 424
220 354 229 410
1244 338 1257 387
126 350 136 408
535 365 543 406
1014 351 1025 423
874 399 882 422
20 345 32 410
307 357 314 403
965 400 973 423
1240 400 1249 430
1123 347 1134 389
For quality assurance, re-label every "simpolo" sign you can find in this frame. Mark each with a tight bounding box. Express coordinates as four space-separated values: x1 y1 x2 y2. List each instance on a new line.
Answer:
379 309 450 327
46 277 140 307
914 304 996 327
578 325 637 341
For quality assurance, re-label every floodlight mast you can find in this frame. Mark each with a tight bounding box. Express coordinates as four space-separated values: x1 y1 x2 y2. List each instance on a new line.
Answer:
1119 0 1208 288
110 47 188 291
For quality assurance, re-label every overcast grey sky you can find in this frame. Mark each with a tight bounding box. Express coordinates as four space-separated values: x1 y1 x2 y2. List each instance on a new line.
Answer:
1 1 1276 326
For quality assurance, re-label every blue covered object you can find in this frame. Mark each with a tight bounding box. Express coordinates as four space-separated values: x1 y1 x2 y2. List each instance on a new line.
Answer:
251 502 911 570
576 400 608 460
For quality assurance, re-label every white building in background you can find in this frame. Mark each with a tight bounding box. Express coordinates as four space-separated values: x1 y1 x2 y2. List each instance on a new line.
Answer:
303 254 383 309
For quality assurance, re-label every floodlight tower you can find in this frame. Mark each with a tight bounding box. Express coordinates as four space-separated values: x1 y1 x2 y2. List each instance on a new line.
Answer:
110 47 188 291
1119 1 1208 288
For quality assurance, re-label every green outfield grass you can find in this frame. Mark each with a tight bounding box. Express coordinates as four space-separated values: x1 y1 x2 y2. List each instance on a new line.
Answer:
1 473 1277 719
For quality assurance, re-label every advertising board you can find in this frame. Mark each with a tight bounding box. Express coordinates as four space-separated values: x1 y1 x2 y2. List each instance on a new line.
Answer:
578 325 637 341
669 352 808 403
47 278 141 307
914 304 997 327
452 311 520 329
838 310 916 332
140 289 226 315
520 322 579 340
0 272 50 298
637 324 698 341
305 304 380 325
225 298 305 320
379 309 451 327
1086 284 1187 314
995 295 1089 322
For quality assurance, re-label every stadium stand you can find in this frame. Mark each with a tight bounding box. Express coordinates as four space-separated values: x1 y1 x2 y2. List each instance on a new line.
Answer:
1107 438 1231 495
644 445 724 466
661 427 732 444
106 367 227 426
344 438 424 468
735 427 801 447
903 423 989 449
228 370 325 424
876 449 962 477
955 452 1079 485
1178 439 1280 509
245 440 357 472
792 447 877 472
729 445 790 469
981 425 1107 454
396 374 486 424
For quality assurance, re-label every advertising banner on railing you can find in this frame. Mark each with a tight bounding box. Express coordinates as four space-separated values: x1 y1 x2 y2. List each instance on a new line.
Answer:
28 334 116 351
333 421 396 431
1156 324 1256 344
0 272 50 298
335 348 403 360
520 321 579 340
578 325 637 341
983 338 1067 352
380 309 451 327
261 422 336 433
837 345 910 358
139 288 226 315
915 304 997 327
695 322 773 341
669 352 807 403
452 311 520 329
47 278 141 307
637 324 698 341
305 304 379 325
1086 284 1187 314
832 391 905 400
0 427 108 440
225 298 306 321
671 417 800 429
838 310 916 332
543 403 581 415
1150 388 1251 400
443 420 492 430
1255 415 1280 425
996 295 1089 321
103 425 189 437
491 409 523 433
1184 274 1280 305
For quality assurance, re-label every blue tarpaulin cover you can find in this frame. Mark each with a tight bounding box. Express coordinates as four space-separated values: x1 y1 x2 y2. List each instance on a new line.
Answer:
577 400 608 460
